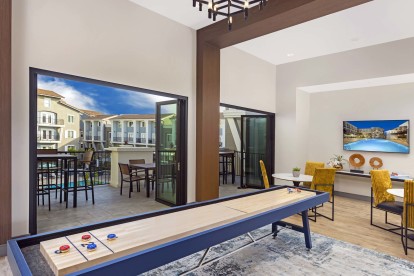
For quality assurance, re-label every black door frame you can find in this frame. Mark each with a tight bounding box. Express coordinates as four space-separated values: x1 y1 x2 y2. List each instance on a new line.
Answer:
220 103 275 188
155 99 187 206
29 67 188 234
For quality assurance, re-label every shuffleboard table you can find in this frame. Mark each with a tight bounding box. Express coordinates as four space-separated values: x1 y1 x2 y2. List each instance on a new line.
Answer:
7 186 329 275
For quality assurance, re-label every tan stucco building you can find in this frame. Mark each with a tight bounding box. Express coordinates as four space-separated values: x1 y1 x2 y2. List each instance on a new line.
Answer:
37 89 82 151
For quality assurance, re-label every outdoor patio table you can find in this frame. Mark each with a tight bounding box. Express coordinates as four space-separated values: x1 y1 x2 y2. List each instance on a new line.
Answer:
130 163 156 198
37 154 78 207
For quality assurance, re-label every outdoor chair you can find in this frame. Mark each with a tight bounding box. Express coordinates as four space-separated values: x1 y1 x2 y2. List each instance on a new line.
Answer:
119 163 145 198
402 179 414 255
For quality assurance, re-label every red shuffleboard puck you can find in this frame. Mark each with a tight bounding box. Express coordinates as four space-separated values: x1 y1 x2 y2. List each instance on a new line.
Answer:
81 234 91 242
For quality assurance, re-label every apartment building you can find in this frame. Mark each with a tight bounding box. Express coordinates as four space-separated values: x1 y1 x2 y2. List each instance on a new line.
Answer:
110 114 156 147
83 115 117 150
37 89 82 151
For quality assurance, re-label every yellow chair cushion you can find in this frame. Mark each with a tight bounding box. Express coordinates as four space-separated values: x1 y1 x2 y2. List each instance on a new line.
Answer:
403 179 414 229
370 170 395 206
310 168 336 198
303 161 325 188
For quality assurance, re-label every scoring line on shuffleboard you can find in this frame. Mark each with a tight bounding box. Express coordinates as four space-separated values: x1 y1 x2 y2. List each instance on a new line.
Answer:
88 231 115 254
65 236 88 261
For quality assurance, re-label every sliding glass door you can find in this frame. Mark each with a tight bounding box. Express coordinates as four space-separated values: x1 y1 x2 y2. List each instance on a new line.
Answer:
241 115 273 188
155 100 187 206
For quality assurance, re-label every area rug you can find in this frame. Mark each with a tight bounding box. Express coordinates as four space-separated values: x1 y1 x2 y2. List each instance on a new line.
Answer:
145 226 414 276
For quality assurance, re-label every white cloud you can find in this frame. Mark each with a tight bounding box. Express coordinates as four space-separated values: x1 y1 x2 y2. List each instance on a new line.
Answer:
118 89 174 112
38 78 107 113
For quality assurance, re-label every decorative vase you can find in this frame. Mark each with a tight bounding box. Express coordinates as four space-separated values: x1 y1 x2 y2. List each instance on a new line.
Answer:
333 164 343 170
292 171 300 177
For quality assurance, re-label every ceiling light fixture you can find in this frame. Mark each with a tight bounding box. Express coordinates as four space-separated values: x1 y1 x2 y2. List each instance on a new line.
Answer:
192 0 267 31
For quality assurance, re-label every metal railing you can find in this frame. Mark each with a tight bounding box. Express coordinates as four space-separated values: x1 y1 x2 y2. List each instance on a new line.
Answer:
37 117 64 125
94 136 102 141
136 138 146 143
37 134 60 141
148 138 155 144
58 150 111 186
85 136 92 141
113 137 122 142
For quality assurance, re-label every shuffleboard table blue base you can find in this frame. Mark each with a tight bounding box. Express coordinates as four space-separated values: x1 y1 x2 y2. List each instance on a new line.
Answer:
7 186 329 276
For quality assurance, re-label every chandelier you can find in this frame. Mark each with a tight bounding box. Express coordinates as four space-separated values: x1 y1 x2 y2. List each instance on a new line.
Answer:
192 0 267 31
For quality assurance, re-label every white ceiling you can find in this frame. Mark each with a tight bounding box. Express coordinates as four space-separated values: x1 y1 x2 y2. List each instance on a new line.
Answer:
298 73 414 93
131 0 414 66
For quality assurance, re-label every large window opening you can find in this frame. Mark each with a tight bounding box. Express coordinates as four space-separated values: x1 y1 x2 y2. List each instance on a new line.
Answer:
30 68 187 234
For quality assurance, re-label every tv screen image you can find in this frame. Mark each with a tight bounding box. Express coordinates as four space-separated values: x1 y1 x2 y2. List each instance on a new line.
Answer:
343 120 409 154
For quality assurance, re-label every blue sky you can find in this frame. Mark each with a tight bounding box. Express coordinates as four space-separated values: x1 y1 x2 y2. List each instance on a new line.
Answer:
38 75 172 115
347 120 408 131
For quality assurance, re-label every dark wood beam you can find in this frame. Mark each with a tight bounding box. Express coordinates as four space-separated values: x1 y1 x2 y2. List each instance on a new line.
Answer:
0 0 12 244
196 41 221 201
196 0 372 201
199 0 372 48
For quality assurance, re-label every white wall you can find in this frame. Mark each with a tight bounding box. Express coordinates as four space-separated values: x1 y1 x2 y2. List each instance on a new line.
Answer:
221 47 276 113
12 0 196 236
307 83 414 196
276 38 414 175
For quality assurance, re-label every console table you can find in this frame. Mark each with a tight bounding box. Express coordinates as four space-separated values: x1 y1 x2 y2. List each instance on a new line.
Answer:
336 170 411 183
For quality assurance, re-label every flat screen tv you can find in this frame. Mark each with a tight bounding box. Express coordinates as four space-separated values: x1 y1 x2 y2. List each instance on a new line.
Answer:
343 120 409 154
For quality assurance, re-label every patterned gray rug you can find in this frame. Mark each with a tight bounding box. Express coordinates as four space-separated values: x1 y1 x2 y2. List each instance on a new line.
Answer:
144 226 414 276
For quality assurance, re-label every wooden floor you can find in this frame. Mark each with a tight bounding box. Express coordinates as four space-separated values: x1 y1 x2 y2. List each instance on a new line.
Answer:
284 196 414 262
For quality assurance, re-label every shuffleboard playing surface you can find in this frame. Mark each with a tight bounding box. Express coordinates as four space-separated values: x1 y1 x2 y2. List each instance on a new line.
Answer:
40 189 316 275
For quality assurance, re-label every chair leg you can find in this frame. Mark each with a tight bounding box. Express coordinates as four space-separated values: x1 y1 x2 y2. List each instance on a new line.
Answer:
83 171 88 201
90 171 95 205
129 180 132 198
120 179 123 195
48 189 51 211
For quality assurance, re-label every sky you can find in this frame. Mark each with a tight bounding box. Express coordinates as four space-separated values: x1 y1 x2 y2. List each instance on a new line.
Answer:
346 120 408 131
37 75 173 115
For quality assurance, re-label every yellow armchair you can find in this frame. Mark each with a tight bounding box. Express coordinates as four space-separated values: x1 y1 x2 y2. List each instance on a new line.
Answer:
303 161 325 188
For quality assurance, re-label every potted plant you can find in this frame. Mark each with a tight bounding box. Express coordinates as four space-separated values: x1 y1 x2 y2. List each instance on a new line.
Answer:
292 167 301 177
328 154 348 170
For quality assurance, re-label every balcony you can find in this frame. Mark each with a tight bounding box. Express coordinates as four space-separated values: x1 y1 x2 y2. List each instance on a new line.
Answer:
148 138 155 144
113 137 123 142
94 136 102 141
136 138 146 143
85 135 92 141
37 117 64 126
37 134 60 142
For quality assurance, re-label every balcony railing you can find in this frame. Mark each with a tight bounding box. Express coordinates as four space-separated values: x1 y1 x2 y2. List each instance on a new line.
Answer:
37 117 64 125
94 136 102 141
136 138 146 143
148 138 155 144
58 150 111 186
85 136 92 141
127 137 134 143
113 137 122 142
37 134 60 141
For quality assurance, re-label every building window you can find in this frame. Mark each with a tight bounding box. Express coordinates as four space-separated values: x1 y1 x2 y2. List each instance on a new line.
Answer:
141 122 145 127
65 145 75 151
44 97 51 108
68 115 74 123
98 122 101 127
67 130 76 138
128 122 133 127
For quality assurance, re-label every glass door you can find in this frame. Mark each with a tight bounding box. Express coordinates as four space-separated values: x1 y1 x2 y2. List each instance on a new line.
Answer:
155 100 187 206
241 115 273 188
